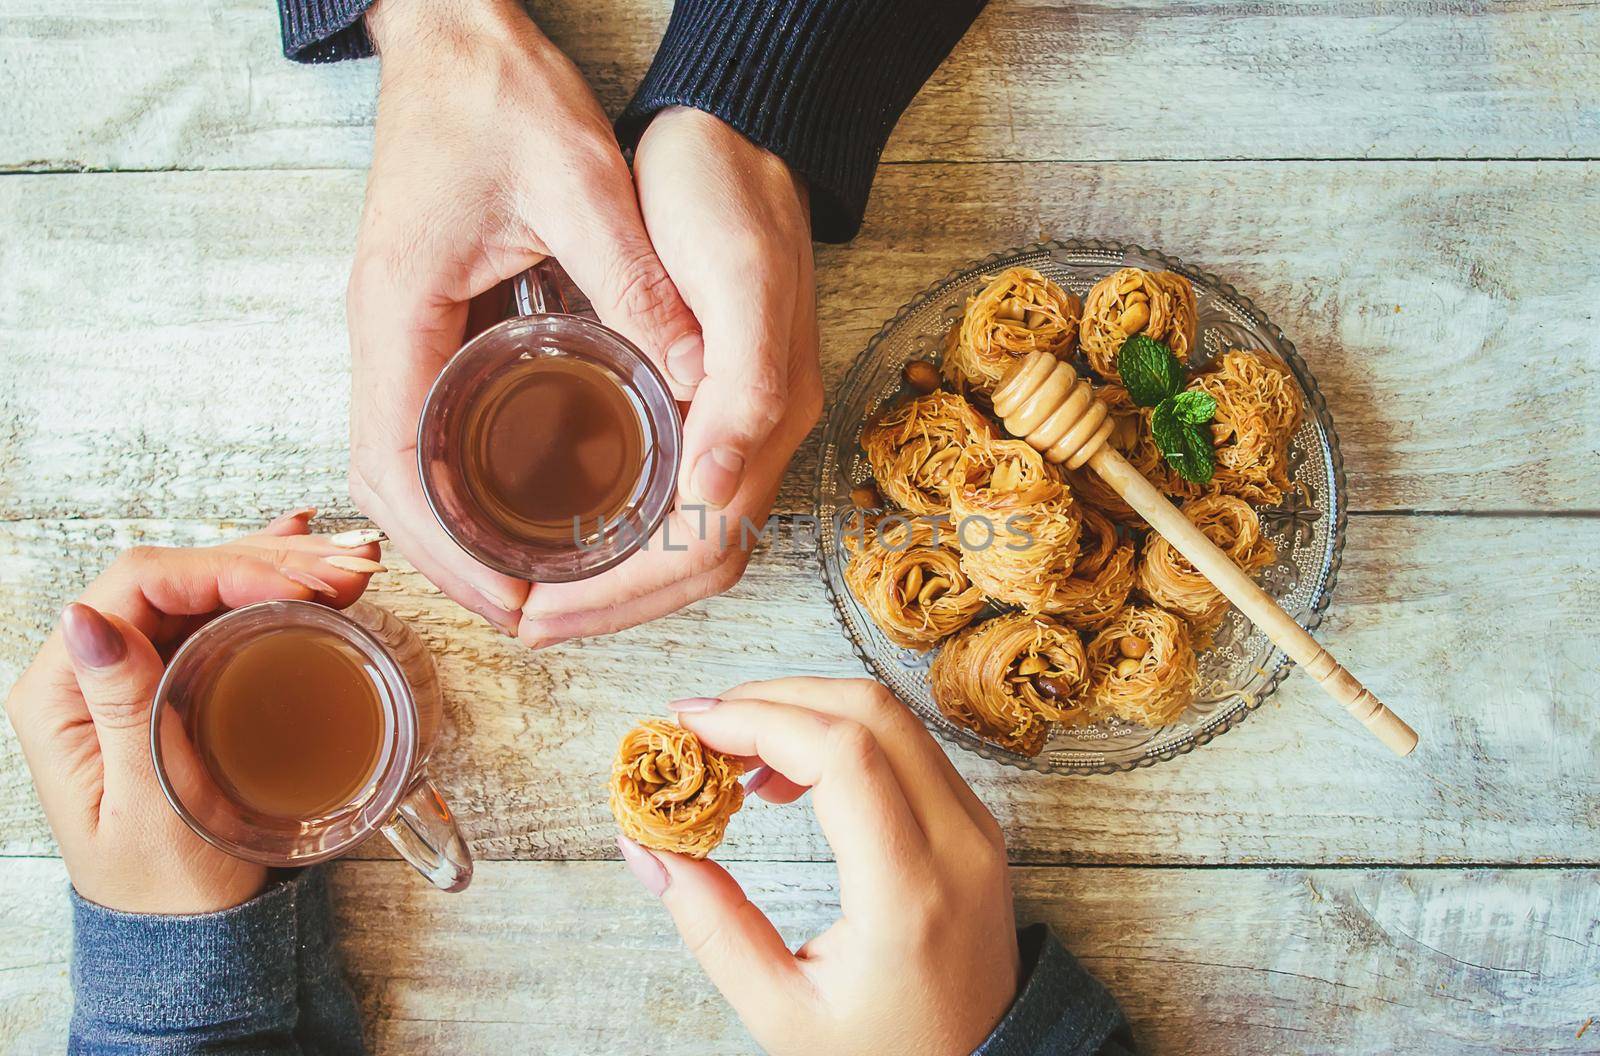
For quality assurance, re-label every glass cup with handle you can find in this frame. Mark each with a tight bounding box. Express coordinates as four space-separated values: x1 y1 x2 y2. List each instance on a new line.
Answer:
150 599 473 892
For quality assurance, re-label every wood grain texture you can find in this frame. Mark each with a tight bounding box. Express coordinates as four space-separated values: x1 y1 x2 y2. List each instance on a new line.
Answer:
4 1 1598 172
3 514 1596 865
2 858 1597 1055
2 162 1597 521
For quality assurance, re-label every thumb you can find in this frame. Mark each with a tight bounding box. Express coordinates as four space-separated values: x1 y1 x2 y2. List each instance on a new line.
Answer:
617 838 807 1024
60 603 165 796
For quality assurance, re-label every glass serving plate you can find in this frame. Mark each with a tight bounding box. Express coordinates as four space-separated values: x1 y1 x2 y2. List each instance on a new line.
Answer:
814 240 1347 775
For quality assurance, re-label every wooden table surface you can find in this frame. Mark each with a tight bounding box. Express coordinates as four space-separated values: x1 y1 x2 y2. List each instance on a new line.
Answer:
3 2 1598 1053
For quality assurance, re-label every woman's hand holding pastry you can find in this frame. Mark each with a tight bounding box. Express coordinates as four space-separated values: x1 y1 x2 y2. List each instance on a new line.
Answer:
618 677 1021 1056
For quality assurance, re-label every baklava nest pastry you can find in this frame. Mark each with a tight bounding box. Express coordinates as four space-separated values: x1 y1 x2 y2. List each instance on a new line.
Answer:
1052 506 1136 631
1137 493 1275 634
610 719 744 859
930 613 1094 757
861 391 997 515
1079 267 1199 382
844 517 986 651
1085 606 1199 728
943 267 1081 394
948 439 1082 614
1189 348 1305 506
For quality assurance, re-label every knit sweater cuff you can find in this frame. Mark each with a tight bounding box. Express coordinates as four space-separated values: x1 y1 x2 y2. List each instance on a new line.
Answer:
976 924 1136 1056
279 0 375 62
617 0 985 242
69 872 312 1039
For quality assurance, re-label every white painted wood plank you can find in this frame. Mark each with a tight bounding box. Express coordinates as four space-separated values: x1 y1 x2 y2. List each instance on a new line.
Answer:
2 163 1596 519
1 858 1596 1055
3 515 1596 865
4 2 1597 172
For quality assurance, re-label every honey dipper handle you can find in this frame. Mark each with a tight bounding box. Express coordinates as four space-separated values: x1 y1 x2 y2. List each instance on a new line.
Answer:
1088 446 1419 757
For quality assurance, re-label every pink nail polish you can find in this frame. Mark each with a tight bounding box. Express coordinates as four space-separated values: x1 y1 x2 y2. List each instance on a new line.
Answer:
667 696 718 713
278 566 338 598
61 604 126 669
743 766 774 796
266 507 317 531
616 836 669 896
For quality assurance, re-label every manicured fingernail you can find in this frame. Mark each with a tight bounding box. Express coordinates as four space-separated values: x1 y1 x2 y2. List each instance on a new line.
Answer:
664 333 706 389
266 507 317 531
329 528 385 548
278 566 338 598
743 766 774 796
616 836 669 897
323 555 386 574
689 447 744 509
61 604 126 669
667 696 718 713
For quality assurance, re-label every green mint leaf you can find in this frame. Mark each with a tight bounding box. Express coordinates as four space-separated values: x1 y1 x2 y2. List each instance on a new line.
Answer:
1170 390 1217 425
1151 398 1216 484
1117 335 1186 407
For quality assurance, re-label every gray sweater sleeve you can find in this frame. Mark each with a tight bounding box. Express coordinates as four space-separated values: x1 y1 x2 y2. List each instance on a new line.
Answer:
977 924 1137 1055
69 867 363 1055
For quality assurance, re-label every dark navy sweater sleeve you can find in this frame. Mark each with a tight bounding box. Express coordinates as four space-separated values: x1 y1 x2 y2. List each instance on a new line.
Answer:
69 868 364 1055
977 924 1137 1056
614 0 986 241
275 0 986 242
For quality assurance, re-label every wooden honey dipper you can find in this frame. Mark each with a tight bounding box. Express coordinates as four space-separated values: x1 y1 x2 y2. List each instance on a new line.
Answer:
991 351 1419 756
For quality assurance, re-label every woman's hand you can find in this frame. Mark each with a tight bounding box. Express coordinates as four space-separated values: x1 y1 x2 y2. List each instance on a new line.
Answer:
348 0 701 635
617 677 1022 1056
516 108 823 645
2 512 381 914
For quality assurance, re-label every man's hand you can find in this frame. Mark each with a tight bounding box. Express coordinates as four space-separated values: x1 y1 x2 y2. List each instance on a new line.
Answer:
349 0 702 633
517 108 823 644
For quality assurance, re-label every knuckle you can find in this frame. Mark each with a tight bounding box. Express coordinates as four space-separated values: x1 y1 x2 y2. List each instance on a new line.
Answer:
606 253 683 330
706 555 747 597
114 545 166 578
88 693 151 731
824 719 879 772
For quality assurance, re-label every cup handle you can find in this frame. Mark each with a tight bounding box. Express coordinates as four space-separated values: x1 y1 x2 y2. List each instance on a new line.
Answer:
380 774 473 892
512 257 570 316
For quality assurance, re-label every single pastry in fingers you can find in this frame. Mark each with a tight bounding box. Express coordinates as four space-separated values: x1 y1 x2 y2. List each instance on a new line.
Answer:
610 720 745 859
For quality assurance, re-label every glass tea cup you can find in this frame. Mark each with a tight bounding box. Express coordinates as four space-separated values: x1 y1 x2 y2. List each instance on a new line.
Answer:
417 258 683 583
150 599 473 892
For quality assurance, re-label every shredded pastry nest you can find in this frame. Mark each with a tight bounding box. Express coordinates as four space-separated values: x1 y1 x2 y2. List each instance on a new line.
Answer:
609 720 744 859
942 267 1082 394
1052 505 1137 631
1079 267 1199 382
845 269 1311 747
1190 349 1305 506
844 517 987 650
948 439 1082 614
931 612 1094 757
861 391 998 515
1085 606 1199 728
1137 493 1276 635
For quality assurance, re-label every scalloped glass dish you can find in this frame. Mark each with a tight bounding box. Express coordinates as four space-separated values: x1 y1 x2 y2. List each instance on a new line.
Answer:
814 240 1347 775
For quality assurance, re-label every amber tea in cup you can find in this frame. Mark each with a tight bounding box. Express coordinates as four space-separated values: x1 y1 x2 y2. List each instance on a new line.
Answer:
151 600 472 891
459 356 648 546
188 625 385 820
419 259 682 582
